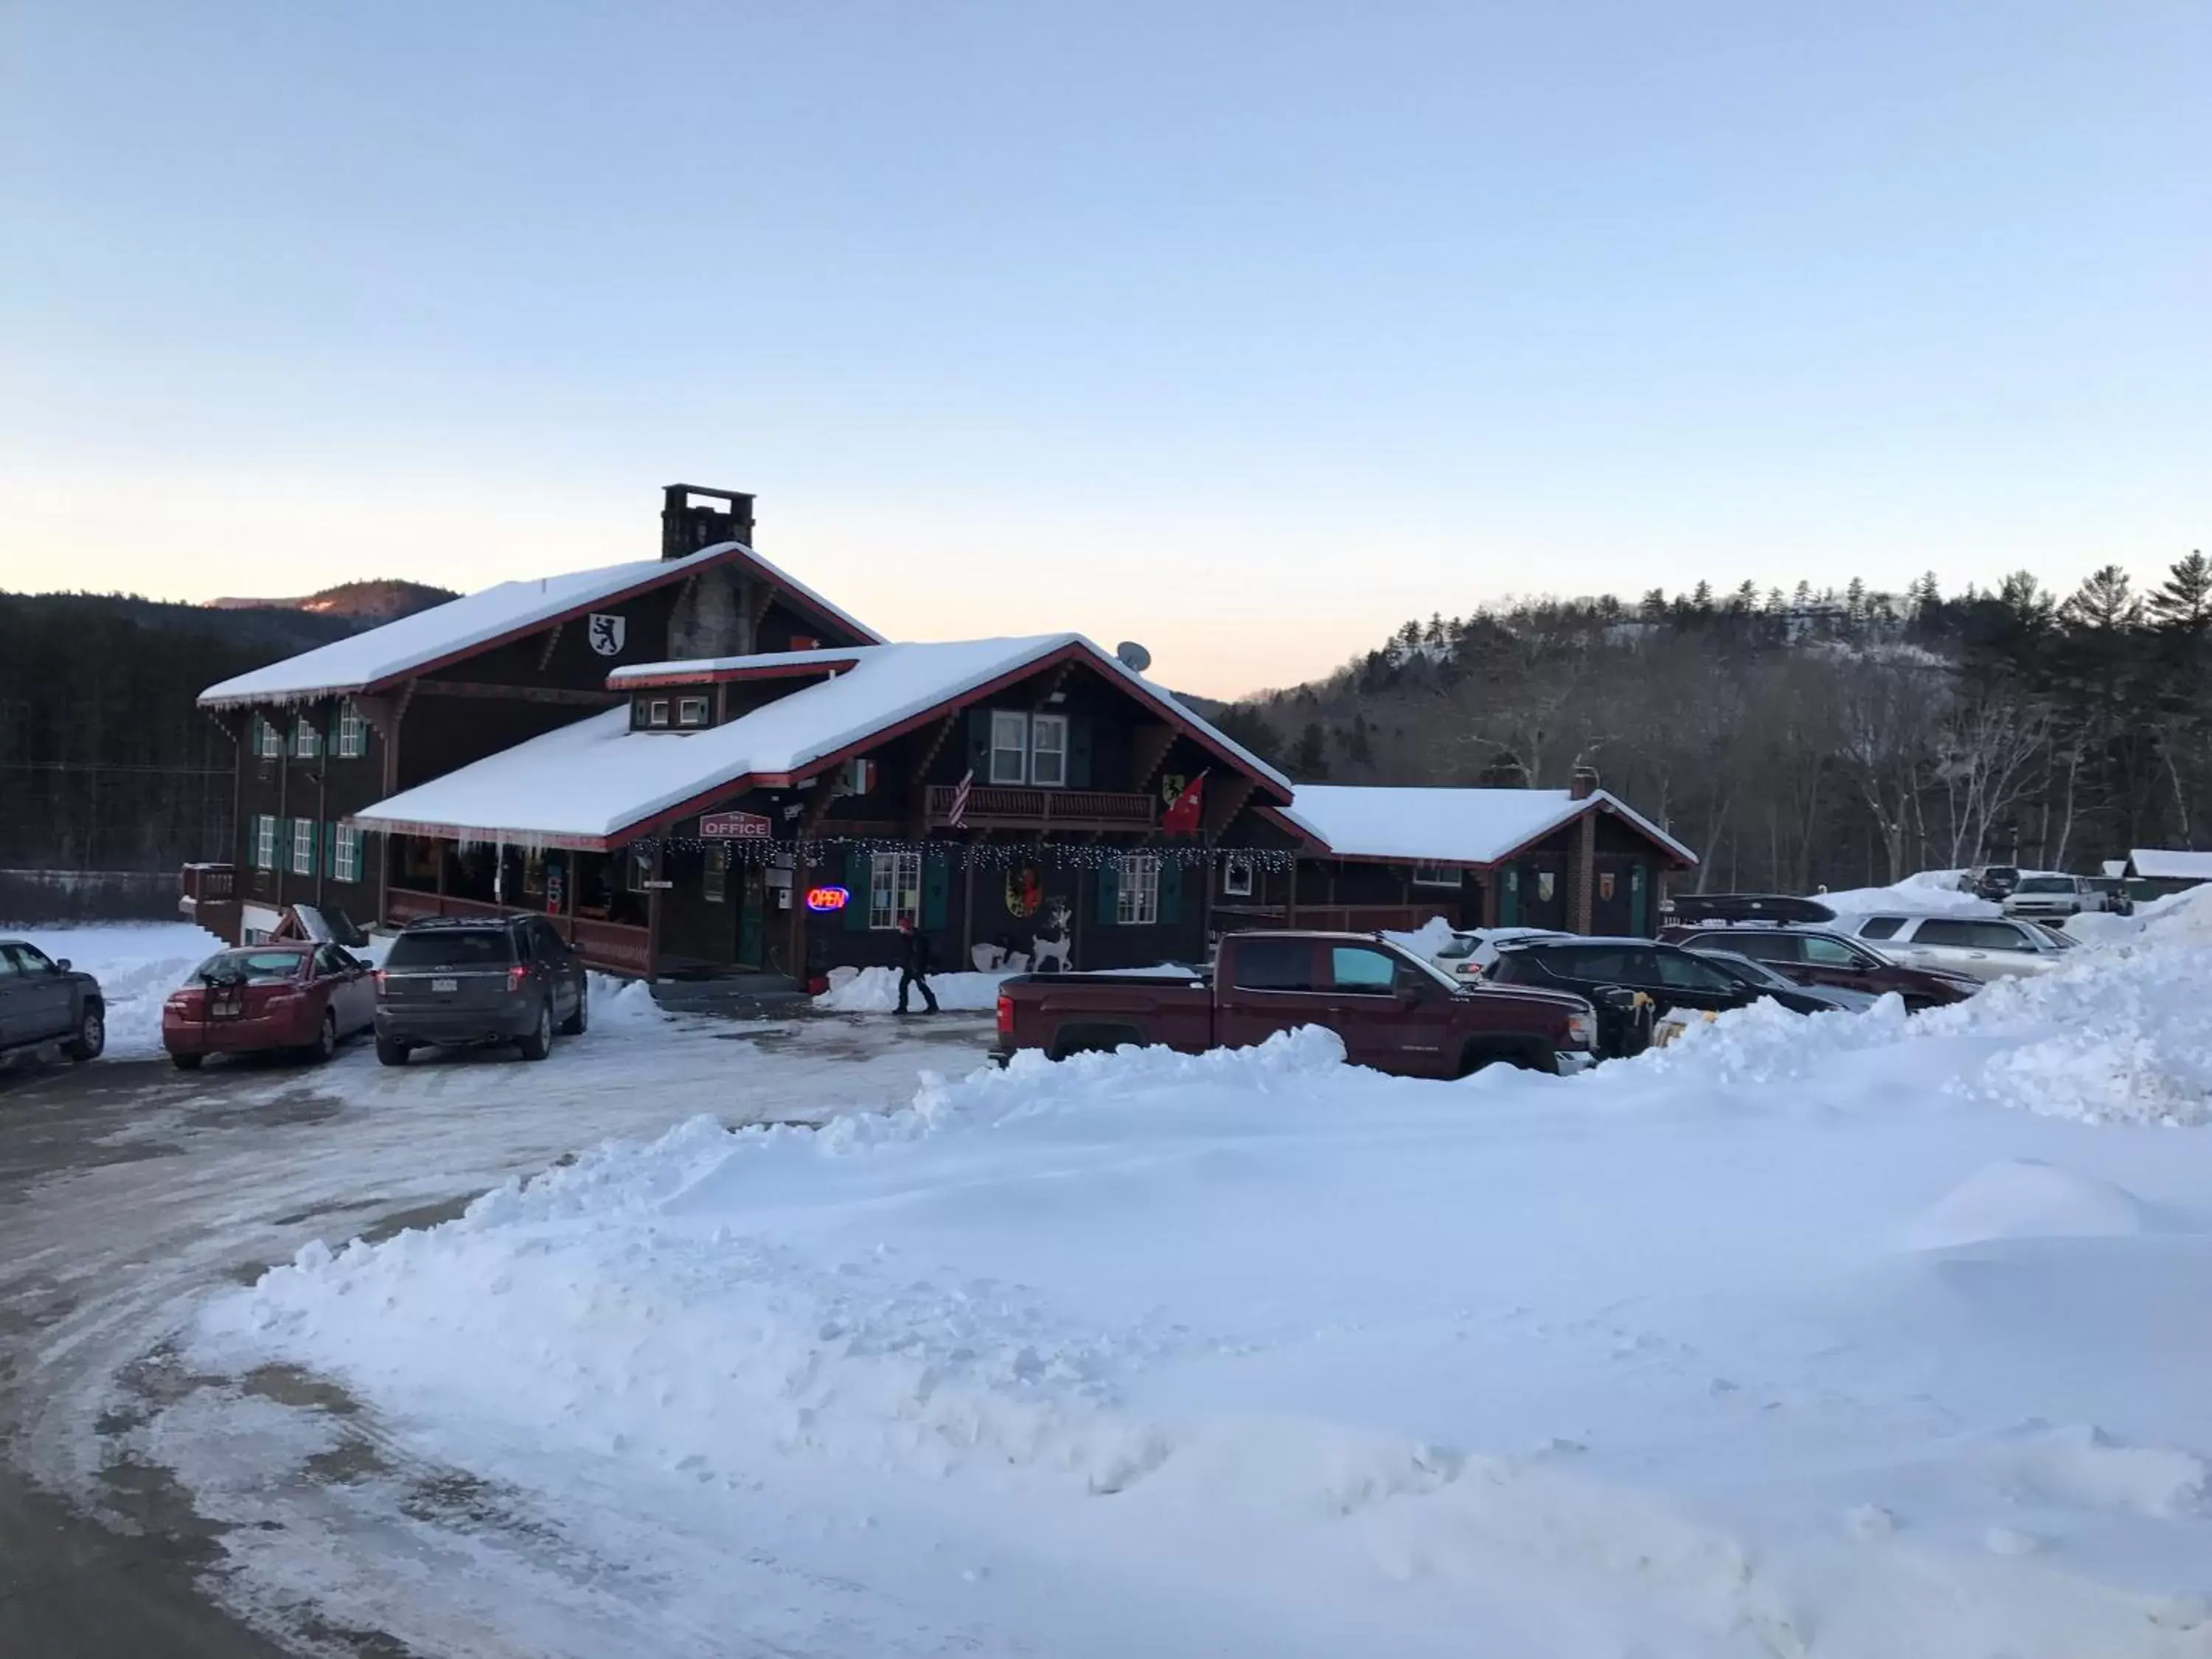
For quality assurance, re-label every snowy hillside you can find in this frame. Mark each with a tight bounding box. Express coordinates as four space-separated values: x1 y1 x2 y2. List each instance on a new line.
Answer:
188 894 2212 1658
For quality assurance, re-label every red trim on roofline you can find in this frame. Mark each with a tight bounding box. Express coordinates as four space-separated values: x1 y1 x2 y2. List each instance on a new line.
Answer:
607 658 861 690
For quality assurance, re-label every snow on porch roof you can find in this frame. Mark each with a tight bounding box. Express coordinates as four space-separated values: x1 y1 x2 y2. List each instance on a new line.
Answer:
1279 785 1699 869
196 542 883 709
349 635 1293 847
2128 848 2212 882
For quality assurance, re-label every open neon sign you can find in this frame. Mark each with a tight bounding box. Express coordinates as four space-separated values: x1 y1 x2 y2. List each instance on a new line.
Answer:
804 885 851 913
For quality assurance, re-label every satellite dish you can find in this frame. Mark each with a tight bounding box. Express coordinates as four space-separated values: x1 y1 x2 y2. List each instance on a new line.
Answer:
1115 641 1152 673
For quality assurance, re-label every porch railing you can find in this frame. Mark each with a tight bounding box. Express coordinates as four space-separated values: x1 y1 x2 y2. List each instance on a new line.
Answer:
925 784 1157 830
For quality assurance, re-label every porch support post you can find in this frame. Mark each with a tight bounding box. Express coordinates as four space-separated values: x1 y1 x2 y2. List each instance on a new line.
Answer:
646 842 666 981
1571 813 1597 933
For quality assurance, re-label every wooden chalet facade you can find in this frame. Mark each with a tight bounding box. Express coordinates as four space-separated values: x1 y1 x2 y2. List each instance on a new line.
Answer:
184 486 1699 984
186 487 880 949
345 636 1301 982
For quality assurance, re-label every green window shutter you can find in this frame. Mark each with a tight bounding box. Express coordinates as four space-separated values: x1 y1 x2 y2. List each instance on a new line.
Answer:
965 709 992 779
1158 858 1182 924
1096 857 1121 925
1068 718 1093 787
922 850 950 930
843 846 869 931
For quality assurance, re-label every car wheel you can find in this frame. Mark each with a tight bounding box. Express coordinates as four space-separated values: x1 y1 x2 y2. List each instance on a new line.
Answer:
517 1000 553 1062
375 1036 411 1067
308 1008 338 1064
171 1051 204 1071
63 1004 105 1062
559 980 588 1037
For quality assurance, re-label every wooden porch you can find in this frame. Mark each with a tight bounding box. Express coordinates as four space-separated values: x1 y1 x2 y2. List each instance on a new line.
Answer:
925 784 1157 832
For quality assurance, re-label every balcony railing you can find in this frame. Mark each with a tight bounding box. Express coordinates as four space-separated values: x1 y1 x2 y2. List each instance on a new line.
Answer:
384 888 653 977
925 784 1157 831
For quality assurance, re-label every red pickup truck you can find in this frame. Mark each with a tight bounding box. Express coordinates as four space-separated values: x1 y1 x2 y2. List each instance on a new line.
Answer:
991 931 1599 1078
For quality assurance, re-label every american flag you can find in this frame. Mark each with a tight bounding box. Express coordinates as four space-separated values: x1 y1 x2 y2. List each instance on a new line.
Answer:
948 768 974 828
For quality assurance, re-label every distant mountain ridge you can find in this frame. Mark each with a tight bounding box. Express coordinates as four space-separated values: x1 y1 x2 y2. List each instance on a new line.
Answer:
206 578 459 620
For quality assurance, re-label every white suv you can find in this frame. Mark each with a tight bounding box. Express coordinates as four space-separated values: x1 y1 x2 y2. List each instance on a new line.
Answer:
1849 914 2070 981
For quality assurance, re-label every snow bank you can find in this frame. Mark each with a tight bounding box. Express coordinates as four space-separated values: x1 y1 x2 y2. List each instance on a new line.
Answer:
189 910 2212 1656
1381 915 1458 958
585 972 667 1029
813 964 1009 1012
19 922 227 1058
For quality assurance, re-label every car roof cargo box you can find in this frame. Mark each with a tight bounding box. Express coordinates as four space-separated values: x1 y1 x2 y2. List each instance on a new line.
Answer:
1668 894 1837 927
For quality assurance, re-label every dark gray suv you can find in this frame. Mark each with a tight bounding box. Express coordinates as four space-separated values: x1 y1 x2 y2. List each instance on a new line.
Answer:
375 915 588 1065
0 938 105 1063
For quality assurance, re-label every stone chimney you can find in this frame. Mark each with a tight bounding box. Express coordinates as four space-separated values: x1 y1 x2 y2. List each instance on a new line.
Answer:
1570 765 1599 801
661 484 757 560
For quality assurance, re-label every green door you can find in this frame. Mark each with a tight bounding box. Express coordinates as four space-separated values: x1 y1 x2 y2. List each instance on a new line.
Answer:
737 864 767 968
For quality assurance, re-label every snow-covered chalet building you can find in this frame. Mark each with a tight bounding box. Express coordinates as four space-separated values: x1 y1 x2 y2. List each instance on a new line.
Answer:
182 487 1696 984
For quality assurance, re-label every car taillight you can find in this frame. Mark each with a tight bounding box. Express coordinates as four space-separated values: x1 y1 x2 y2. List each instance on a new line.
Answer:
507 964 528 993
995 992 1013 1043
373 970 387 993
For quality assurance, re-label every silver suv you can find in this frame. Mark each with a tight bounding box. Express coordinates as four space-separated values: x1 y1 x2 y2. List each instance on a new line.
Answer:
1848 914 2070 981
2001 873 2088 920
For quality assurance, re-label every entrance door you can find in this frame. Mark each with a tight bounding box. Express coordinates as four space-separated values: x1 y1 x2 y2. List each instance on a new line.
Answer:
737 863 767 969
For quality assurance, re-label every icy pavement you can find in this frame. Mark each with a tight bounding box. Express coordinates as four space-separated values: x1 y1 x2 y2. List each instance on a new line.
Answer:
103 893 2212 1658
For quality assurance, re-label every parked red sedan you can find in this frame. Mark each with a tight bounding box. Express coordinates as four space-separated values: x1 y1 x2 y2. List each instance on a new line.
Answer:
162 943 377 1070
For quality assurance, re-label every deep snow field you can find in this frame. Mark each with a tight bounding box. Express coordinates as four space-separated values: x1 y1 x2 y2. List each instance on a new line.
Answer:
150 891 2212 1658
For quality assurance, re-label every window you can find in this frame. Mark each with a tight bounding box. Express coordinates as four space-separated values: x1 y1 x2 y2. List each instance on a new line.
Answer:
1115 853 1160 925
1029 714 1068 787
990 711 1029 783
1656 950 1733 992
1720 932 1799 963
293 715 321 759
386 930 513 970
626 847 654 894
2016 875 2075 894
869 851 922 931
1329 946 1398 993
335 703 367 758
254 815 277 870
3 942 56 975
704 844 728 903
678 696 709 727
648 700 671 728
1799 934 1863 967
257 717 283 760
1534 945 1638 981
1857 915 1905 941
291 818 316 875
333 825 363 883
1412 863 1460 888
1221 856 1255 898
1230 937 1315 992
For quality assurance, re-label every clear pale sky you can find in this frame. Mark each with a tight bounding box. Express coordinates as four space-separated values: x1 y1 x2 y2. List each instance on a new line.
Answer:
2 3 2204 698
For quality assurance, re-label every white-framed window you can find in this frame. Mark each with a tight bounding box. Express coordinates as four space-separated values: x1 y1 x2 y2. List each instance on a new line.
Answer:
1116 853 1161 925
291 818 316 875
257 717 283 760
333 825 363 883
293 715 321 759
626 846 654 893
648 699 671 728
1222 855 1255 898
335 703 367 758
1413 863 1460 888
989 711 1029 783
254 814 277 869
677 695 709 727
869 850 922 931
1030 714 1068 787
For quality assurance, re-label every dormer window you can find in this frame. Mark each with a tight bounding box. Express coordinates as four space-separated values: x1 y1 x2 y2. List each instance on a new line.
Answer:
648 699 670 728
677 696 709 727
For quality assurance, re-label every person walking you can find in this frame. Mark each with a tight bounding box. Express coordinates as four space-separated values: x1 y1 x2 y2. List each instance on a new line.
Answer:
896 917 939 1015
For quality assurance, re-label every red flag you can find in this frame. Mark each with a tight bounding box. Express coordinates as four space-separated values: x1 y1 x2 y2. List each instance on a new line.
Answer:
1161 770 1207 834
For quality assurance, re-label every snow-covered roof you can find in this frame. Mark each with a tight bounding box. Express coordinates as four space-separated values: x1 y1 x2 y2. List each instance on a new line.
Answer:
2128 848 2212 882
1280 785 1698 869
197 543 882 709
349 635 1292 847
